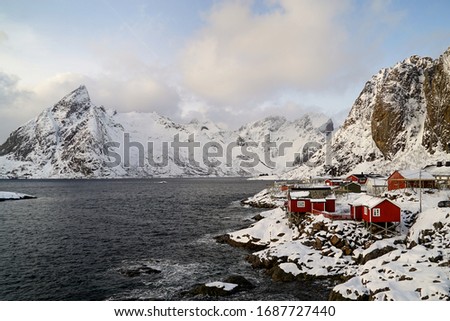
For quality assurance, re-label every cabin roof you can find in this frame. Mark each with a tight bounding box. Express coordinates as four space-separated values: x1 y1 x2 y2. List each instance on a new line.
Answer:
423 166 450 176
347 173 367 179
366 177 388 186
348 195 398 209
290 186 332 191
289 191 310 199
391 169 435 180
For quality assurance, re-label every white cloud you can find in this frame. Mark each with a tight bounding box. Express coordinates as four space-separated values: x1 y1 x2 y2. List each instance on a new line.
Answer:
0 71 36 142
0 30 8 43
180 0 353 106
0 68 181 143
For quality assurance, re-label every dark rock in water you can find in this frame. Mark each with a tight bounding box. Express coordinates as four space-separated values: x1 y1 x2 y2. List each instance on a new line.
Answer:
189 284 232 297
268 265 297 282
119 265 161 277
245 254 279 269
214 234 230 244
187 275 255 297
223 275 255 290
214 234 267 251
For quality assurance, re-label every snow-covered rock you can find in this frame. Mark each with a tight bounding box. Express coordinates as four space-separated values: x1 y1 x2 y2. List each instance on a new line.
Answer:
0 191 36 201
205 282 238 292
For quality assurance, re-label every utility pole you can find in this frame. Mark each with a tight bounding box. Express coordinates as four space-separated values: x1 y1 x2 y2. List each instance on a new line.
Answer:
419 168 422 213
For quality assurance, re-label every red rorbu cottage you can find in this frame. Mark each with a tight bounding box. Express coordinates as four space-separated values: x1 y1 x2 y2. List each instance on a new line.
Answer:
311 199 326 212
346 173 368 185
287 190 312 214
325 179 344 187
348 195 401 234
287 190 336 215
387 170 436 191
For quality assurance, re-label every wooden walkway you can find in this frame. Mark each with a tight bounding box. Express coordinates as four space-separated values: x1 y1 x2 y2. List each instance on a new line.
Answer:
311 209 352 221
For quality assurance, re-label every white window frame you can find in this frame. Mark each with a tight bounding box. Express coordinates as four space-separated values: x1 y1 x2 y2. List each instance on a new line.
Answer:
297 200 306 208
373 208 381 217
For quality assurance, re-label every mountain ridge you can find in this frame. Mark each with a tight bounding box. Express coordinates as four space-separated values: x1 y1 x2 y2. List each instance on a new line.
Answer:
1 47 449 179
0 86 330 178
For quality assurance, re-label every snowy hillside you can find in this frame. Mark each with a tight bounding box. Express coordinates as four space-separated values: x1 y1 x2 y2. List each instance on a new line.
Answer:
0 86 330 178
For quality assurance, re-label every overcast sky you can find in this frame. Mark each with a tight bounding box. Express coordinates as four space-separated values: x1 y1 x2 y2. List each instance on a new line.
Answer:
1 0 450 142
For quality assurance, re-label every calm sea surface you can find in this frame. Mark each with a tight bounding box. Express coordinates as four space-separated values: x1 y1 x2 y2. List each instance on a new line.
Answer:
0 178 331 300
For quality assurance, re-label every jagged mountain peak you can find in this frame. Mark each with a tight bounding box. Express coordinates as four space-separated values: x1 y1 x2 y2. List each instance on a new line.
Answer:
440 46 450 73
51 85 91 118
62 85 90 103
0 85 330 178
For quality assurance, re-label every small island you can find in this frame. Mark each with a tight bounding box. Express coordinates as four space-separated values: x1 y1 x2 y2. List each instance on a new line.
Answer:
0 191 37 202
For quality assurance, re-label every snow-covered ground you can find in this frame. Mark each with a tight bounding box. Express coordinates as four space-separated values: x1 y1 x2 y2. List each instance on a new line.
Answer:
240 186 286 208
228 188 450 300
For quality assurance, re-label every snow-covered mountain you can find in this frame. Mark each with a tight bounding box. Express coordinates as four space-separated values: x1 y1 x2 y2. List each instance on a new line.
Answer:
284 47 450 179
2 47 449 179
0 86 330 178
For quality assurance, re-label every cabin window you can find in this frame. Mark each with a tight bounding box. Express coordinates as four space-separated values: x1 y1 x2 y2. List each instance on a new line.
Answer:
373 208 381 217
364 207 368 215
297 201 305 208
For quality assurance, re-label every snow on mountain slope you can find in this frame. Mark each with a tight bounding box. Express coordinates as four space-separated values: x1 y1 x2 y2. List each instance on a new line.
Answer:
281 47 450 180
2 48 448 179
0 85 113 178
0 86 331 178
332 49 450 175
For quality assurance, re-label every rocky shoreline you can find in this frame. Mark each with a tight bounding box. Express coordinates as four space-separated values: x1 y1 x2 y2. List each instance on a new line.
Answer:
217 190 450 301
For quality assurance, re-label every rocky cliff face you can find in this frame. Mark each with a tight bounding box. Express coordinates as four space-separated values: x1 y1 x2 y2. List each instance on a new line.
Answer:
330 47 450 175
423 49 450 154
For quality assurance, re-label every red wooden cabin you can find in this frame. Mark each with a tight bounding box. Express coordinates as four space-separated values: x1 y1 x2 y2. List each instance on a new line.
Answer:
325 179 344 187
325 197 336 212
349 195 400 223
287 191 311 213
387 170 436 191
311 199 326 211
346 173 368 185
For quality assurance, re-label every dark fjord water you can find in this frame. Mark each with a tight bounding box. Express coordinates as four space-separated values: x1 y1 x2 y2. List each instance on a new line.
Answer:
0 178 331 300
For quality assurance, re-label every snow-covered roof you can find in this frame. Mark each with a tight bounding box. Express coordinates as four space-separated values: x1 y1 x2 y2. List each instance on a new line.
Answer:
424 166 450 176
289 191 310 199
348 195 397 209
396 170 435 180
311 176 332 180
366 177 388 186
347 173 367 179
311 199 326 203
